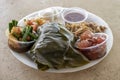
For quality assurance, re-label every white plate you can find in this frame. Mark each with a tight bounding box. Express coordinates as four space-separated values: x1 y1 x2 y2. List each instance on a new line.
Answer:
10 7 113 73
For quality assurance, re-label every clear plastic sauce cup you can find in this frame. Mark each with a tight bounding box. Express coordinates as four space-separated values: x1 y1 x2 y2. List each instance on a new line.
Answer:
61 8 88 25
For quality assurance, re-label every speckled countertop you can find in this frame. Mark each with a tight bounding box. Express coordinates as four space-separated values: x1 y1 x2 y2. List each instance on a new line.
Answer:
0 0 120 80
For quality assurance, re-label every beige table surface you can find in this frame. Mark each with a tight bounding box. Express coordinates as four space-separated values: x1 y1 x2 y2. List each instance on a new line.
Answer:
0 0 120 80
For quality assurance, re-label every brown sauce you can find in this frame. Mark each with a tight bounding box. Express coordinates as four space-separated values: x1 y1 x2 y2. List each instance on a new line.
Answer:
64 12 85 22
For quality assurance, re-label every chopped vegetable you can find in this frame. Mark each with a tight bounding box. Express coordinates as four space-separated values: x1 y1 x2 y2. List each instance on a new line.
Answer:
9 20 18 32
24 18 47 31
12 20 18 26
9 23 13 32
8 20 38 42
11 27 21 34
29 33 38 39
22 26 32 41
31 24 38 31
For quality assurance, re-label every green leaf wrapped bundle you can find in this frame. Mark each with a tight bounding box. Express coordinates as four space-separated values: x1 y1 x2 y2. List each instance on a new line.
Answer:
29 23 89 70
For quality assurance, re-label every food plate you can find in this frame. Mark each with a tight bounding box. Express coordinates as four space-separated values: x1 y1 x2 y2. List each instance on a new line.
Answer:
9 7 113 73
